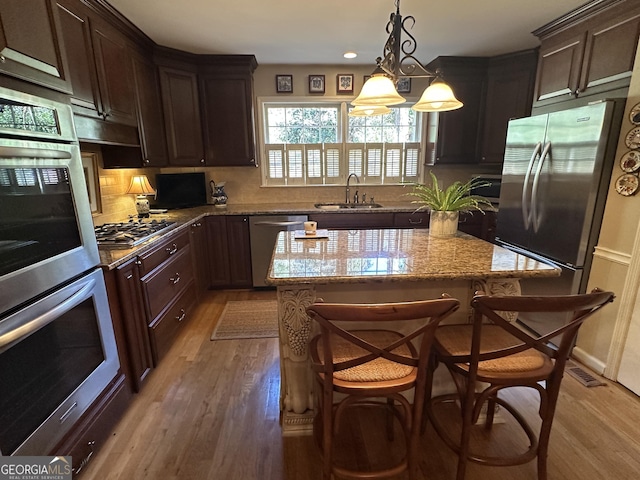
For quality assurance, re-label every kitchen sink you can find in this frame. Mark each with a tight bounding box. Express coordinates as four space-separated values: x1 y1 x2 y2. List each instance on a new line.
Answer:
314 202 383 210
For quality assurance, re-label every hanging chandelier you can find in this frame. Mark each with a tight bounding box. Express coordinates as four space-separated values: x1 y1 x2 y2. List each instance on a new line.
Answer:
351 0 463 115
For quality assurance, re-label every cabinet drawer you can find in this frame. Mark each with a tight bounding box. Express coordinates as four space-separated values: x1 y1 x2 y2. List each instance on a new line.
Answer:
308 212 395 229
148 283 197 363
394 212 429 228
138 229 190 276
142 246 193 320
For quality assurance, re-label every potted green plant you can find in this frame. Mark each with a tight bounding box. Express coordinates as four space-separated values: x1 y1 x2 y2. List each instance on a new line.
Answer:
406 172 494 237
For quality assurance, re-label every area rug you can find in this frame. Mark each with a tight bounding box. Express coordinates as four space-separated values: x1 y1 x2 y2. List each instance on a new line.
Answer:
210 300 279 340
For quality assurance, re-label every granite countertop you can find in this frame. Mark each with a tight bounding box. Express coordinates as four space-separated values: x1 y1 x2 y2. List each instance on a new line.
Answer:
265 229 560 286
97 202 425 269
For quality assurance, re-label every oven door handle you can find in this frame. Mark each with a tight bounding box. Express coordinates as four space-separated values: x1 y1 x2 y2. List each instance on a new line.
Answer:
0 145 72 159
0 278 96 351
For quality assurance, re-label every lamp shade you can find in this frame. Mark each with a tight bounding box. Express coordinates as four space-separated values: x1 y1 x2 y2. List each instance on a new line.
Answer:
412 80 463 112
352 74 406 106
126 175 155 195
348 105 392 117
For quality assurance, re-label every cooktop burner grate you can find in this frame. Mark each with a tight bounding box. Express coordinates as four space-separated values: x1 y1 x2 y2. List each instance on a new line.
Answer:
95 219 177 248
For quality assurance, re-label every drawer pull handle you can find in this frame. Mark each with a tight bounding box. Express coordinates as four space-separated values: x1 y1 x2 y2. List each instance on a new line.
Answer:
166 243 178 255
72 441 95 475
408 218 423 225
59 401 78 423
176 309 186 322
170 273 181 285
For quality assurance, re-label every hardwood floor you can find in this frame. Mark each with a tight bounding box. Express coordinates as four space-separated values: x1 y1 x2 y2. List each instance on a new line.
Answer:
80 289 640 479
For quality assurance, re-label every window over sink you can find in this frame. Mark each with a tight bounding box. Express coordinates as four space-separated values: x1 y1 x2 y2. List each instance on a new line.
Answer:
258 99 424 187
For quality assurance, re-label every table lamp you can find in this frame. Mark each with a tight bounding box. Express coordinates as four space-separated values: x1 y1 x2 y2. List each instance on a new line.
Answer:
126 175 155 218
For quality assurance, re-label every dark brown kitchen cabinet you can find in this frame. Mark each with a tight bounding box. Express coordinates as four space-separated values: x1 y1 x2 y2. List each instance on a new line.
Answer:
114 258 153 392
0 0 72 93
308 212 395 229
131 53 168 166
479 50 537 165
425 57 488 164
532 0 640 107
56 0 137 126
138 228 197 364
190 219 210 299
199 56 258 166
458 210 497 242
158 65 205 166
394 211 429 229
206 215 252 288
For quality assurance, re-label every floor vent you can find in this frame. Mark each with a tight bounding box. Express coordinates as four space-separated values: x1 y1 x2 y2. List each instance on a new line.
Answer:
565 361 606 387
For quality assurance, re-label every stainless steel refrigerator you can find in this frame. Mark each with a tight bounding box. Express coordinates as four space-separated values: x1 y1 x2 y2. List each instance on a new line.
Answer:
495 100 622 336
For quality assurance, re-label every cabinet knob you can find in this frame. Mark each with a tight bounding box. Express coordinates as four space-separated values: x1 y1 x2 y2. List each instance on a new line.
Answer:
200 158 205 164
143 158 150 164
0 55 5 63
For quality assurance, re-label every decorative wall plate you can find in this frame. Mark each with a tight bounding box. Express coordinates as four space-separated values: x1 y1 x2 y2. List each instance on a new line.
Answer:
625 127 640 149
620 151 640 173
630 102 640 125
615 173 639 196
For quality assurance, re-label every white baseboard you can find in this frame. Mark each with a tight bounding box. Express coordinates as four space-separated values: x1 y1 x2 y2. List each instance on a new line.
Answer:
571 346 607 376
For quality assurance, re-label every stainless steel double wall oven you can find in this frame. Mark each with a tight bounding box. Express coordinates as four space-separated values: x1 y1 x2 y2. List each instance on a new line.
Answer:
0 86 119 456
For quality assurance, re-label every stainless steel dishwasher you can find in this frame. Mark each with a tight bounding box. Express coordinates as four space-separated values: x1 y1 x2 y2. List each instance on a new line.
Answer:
249 215 308 287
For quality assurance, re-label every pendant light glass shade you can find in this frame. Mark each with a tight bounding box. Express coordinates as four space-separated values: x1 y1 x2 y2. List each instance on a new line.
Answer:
412 80 463 112
351 74 406 106
348 105 392 117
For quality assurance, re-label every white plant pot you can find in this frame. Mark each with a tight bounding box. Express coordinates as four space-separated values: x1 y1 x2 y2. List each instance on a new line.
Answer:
429 211 459 238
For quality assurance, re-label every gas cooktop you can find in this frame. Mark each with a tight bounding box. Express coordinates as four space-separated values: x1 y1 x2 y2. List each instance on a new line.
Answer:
95 219 177 248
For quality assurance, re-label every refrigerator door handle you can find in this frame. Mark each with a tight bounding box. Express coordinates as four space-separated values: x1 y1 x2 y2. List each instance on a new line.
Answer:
531 141 552 233
522 142 542 229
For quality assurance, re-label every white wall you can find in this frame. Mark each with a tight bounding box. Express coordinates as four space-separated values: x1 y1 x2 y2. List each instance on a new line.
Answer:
574 41 640 376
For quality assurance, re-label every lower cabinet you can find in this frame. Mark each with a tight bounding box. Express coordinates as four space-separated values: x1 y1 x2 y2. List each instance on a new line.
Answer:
458 211 497 242
190 219 210 299
52 374 130 476
206 215 252 288
308 212 395 229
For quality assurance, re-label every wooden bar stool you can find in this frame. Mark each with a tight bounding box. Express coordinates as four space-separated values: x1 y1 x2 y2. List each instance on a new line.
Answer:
306 296 460 480
424 288 615 480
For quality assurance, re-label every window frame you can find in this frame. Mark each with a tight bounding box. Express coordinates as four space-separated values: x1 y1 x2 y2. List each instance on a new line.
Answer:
256 96 426 187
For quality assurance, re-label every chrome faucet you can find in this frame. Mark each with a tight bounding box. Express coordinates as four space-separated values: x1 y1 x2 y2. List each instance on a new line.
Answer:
345 173 360 203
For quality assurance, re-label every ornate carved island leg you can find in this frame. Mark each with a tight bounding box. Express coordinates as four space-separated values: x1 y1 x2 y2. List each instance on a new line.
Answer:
276 286 317 435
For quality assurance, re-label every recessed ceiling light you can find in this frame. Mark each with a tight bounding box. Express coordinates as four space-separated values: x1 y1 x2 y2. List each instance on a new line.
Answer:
343 51 357 59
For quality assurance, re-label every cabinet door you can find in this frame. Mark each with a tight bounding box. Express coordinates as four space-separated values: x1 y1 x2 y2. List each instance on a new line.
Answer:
226 216 252 287
534 33 586 103
189 220 210 298
206 215 231 287
0 0 72 93
579 12 640 96
426 58 487 164
115 258 153 392
394 211 429 229
480 51 537 165
132 53 168 166
90 18 137 126
56 0 103 117
200 73 256 166
159 66 205 166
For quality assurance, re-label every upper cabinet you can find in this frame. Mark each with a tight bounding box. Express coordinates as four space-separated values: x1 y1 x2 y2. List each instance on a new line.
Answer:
199 56 258 167
0 0 72 93
56 0 136 126
157 62 205 166
533 0 640 107
479 50 538 165
131 53 168 167
157 50 258 168
425 57 488 164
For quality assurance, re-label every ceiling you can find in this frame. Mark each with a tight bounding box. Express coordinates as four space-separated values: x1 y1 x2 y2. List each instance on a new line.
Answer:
106 0 588 66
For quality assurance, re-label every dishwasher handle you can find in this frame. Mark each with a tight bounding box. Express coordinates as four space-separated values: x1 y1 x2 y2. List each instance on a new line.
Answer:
252 220 305 227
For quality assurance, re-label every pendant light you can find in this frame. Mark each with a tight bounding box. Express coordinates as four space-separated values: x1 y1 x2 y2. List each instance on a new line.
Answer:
351 0 463 114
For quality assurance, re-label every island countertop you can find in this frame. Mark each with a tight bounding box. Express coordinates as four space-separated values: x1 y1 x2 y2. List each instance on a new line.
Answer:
266 228 560 286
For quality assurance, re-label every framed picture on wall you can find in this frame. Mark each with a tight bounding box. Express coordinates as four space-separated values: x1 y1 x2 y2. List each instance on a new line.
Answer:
309 75 325 94
336 74 354 94
397 77 411 93
276 74 293 93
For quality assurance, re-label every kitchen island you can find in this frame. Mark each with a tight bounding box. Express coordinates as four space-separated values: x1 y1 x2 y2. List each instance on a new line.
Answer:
265 228 560 434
